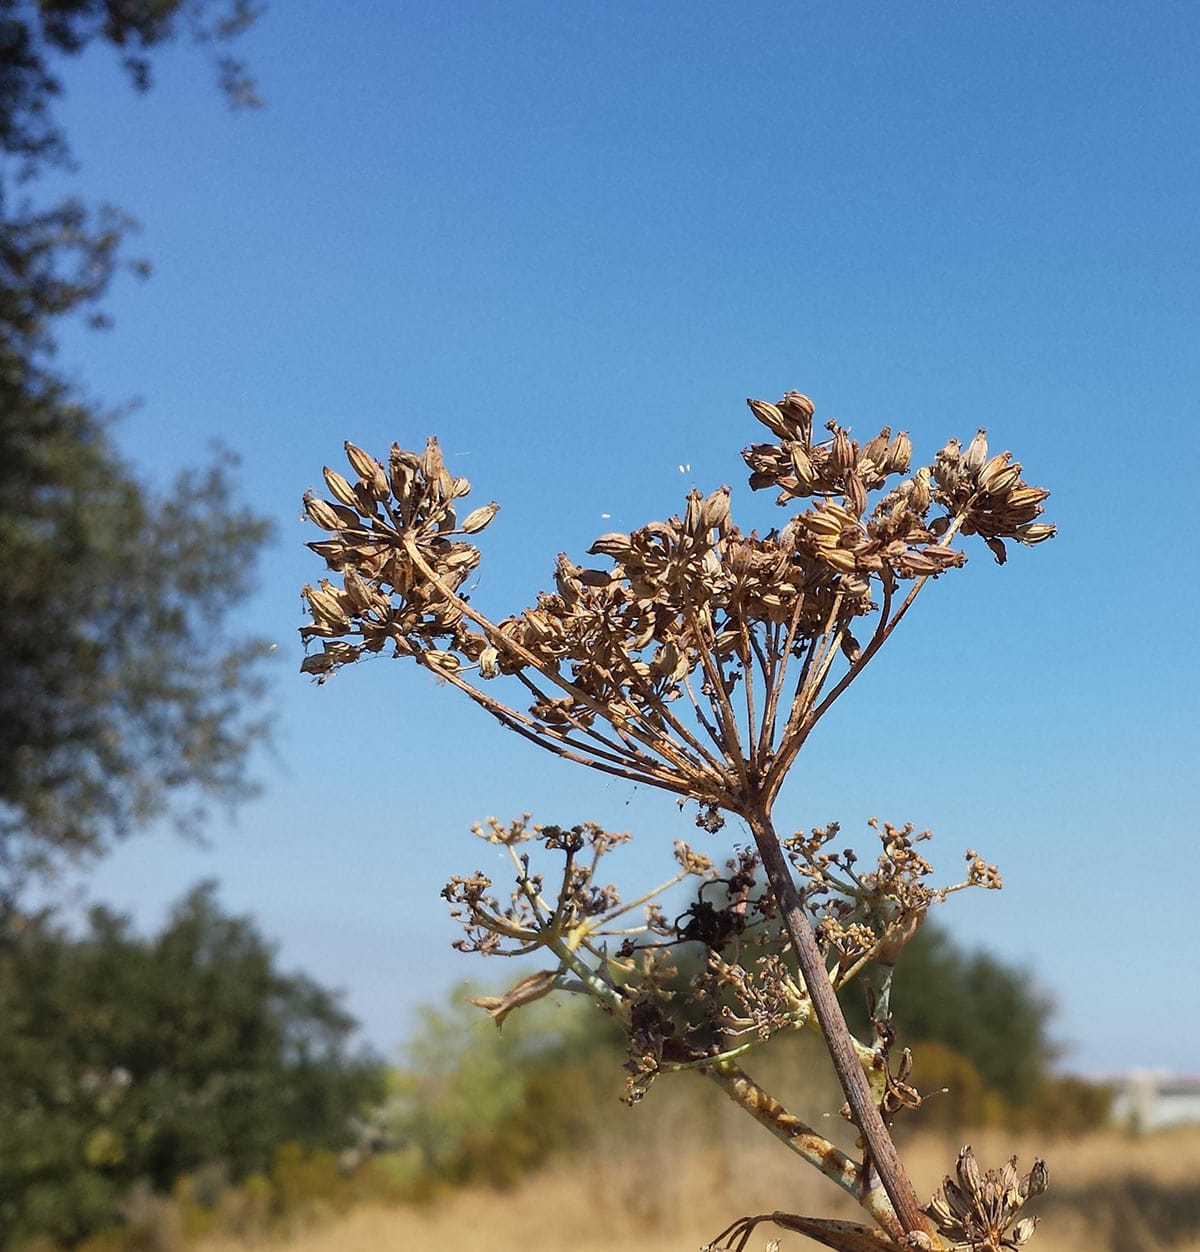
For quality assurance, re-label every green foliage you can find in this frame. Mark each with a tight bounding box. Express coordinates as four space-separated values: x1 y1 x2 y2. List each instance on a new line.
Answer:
0 884 385 1249
1 1 259 172
0 394 274 885
385 982 624 1192
0 1 269 892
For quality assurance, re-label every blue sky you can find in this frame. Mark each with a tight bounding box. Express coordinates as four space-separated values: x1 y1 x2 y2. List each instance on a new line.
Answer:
40 1 1199 1075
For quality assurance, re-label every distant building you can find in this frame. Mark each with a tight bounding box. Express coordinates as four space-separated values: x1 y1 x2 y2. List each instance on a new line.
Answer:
1110 1071 1200 1131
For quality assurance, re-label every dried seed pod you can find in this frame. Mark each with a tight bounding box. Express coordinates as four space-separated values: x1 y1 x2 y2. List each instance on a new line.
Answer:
779 390 816 424
978 452 1019 495
702 485 732 531
683 489 705 536
478 646 500 678
1006 485 1051 510
790 443 818 488
588 532 633 560
747 397 797 440
423 649 461 673
421 436 445 483
829 426 855 476
859 427 891 467
911 466 931 512
388 443 418 499
304 494 355 531
957 1144 983 1196
886 431 913 474
344 441 381 481
461 501 500 534
302 581 350 628
963 428 989 474
322 467 361 511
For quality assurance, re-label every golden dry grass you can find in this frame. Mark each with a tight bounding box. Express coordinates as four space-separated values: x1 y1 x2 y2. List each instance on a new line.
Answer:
195 1122 1200 1252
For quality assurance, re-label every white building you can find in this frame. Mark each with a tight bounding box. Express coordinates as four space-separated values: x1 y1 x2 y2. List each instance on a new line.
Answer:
1110 1071 1200 1132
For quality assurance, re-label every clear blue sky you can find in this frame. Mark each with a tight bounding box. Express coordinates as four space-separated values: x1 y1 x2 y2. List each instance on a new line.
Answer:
42 1 1199 1076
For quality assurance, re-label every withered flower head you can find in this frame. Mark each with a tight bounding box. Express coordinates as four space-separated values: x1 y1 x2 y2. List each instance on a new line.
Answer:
299 393 1054 819
925 1146 1047 1251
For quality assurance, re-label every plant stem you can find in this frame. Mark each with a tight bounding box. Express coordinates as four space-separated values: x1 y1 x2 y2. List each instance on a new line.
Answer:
702 1059 884 1220
745 806 933 1239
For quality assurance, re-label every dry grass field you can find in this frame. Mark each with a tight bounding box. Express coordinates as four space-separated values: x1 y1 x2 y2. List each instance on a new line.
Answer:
195 1123 1200 1252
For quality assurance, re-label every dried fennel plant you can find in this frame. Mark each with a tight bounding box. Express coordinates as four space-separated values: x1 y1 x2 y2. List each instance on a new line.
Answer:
299 392 1054 1251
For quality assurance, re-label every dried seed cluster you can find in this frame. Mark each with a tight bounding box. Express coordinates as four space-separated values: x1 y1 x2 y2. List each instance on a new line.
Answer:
925 1146 1047 1251
299 393 1054 820
443 809 1001 1108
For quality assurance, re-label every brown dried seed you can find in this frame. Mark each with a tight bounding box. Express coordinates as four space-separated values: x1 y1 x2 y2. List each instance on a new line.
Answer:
977 452 1018 494
421 436 445 482
963 428 989 474
461 501 500 534
344 441 381 481
747 397 796 440
1015 522 1056 544
957 1145 983 1197
304 494 349 531
423 650 461 672
322 467 361 510
887 431 913 474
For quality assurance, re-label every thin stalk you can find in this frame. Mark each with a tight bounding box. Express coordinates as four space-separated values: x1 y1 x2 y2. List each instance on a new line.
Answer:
429 663 693 794
737 616 758 764
597 622 732 777
683 597 751 796
805 511 972 735
744 806 934 1240
758 590 808 752
405 538 698 771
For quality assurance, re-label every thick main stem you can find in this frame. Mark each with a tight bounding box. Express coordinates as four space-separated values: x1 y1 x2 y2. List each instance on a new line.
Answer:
746 807 933 1239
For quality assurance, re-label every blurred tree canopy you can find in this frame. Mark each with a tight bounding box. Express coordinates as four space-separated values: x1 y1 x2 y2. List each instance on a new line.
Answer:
0 1 271 891
388 983 627 1192
882 923 1056 1109
0 882 384 1248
